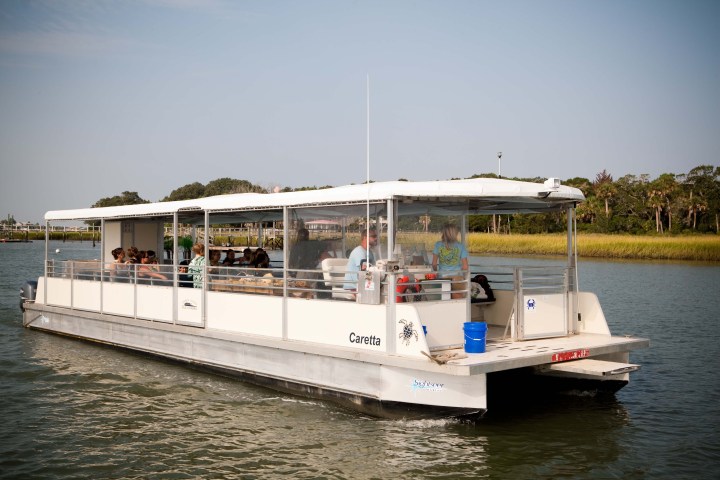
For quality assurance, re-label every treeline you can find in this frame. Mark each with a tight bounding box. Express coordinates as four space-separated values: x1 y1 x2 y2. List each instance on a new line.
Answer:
466 165 719 234
88 166 719 235
572 165 720 235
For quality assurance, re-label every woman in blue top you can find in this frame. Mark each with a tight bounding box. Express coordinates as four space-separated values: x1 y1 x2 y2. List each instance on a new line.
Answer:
432 223 468 299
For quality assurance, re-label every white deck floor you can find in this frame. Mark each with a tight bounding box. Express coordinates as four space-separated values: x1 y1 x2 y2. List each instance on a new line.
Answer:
437 326 648 374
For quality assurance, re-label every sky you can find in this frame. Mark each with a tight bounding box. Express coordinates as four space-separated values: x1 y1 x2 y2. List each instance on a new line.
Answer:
1 0 718 224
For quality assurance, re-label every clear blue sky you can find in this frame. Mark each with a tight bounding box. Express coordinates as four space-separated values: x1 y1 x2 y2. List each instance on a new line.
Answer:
1 0 718 223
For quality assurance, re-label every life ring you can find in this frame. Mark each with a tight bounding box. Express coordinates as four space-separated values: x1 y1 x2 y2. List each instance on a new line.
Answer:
396 276 410 303
396 276 421 302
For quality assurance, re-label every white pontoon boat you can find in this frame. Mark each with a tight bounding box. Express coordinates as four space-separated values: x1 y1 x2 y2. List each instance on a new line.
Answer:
21 177 648 418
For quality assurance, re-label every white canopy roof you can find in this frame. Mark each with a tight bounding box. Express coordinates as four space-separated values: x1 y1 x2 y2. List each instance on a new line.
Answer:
45 177 584 221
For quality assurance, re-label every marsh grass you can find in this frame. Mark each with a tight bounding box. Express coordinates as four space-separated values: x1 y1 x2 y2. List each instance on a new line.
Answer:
466 233 720 262
391 232 720 261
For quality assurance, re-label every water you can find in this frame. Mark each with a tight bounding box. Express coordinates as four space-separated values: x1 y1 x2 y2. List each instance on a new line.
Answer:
1 241 719 479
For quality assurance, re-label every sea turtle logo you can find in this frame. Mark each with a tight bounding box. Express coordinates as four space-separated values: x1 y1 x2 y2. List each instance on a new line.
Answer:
398 319 418 346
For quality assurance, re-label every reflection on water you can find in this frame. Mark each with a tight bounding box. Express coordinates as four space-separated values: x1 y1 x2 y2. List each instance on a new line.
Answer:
482 399 632 478
3 329 635 479
1 242 719 479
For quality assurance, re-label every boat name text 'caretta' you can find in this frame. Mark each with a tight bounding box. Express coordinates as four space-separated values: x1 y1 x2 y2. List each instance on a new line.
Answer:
349 332 381 346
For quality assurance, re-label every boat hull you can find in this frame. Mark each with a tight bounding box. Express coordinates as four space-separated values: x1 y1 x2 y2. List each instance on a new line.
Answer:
487 367 628 402
22 303 487 419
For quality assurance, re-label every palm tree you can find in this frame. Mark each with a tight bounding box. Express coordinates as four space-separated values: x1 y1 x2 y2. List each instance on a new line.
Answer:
593 170 616 218
647 174 677 233
684 165 719 232
648 191 663 233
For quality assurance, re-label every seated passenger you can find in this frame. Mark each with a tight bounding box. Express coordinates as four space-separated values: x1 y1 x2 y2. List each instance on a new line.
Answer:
146 250 159 264
251 251 270 270
343 229 377 290
178 260 192 288
222 249 237 266
111 247 126 264
122 246 140 279
238 248 253 266
138 250 168 282
208 249 222 272
126 246 140 264
109 247 130 282
146 250 162 273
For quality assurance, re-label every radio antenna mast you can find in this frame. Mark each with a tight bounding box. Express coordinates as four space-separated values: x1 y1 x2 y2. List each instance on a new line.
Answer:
366 75 371 258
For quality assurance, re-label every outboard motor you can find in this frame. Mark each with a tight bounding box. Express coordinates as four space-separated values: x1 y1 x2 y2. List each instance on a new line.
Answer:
20 280 37 312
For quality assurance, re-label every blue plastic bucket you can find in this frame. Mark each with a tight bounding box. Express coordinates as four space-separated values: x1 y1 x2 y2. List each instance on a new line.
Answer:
463 322 487 353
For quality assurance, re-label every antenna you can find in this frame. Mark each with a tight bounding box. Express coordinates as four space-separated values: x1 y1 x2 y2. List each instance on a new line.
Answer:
366 75 371 259
366 75 370 188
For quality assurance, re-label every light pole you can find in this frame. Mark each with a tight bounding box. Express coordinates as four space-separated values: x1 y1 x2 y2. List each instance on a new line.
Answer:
495 151 502 234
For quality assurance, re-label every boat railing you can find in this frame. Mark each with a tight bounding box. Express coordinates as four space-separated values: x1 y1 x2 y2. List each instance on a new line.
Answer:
47 259 104 282
44 258 472 301
471 264 573 293
470 267 513 292
46 260 568 298
47 260 176 286
394 274 467 302
209 267 345 298
471 264 576 340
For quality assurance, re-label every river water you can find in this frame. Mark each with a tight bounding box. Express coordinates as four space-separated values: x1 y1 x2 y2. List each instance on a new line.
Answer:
1 241 718 479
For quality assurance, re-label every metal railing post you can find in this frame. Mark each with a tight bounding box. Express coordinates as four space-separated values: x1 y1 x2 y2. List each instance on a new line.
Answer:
514 267 523 340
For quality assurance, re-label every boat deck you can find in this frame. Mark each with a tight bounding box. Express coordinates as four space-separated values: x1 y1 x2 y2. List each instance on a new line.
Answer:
432 325 649 375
